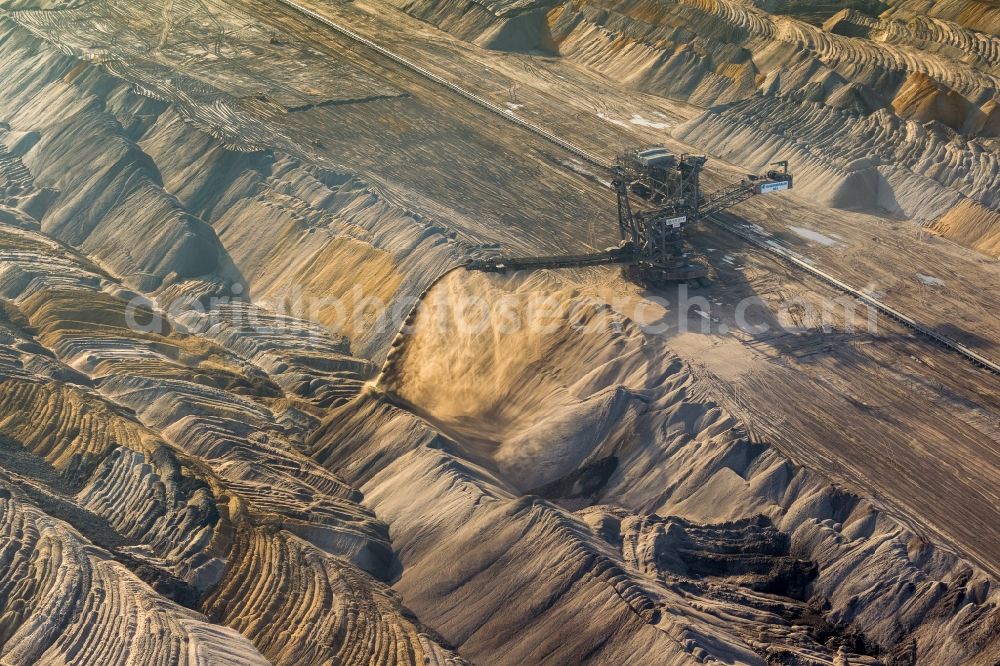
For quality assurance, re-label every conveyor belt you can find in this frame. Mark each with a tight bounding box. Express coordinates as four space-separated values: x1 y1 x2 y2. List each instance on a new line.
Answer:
466 250 633 272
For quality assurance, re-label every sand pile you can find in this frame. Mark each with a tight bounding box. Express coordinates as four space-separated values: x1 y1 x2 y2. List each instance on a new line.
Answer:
308 270 1000 664
883 0 1000 35
392 0 558 52
892 71 978 131
930 197 1000 256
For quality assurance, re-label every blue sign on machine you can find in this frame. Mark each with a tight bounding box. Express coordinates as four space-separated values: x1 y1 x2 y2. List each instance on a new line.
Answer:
758 180 790 194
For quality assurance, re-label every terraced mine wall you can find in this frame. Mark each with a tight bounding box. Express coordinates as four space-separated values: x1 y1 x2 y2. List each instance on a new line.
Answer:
0 2 998 665
0 14 471 663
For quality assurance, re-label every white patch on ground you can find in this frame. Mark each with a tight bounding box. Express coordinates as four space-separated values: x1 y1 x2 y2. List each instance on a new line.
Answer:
505 102 523 111
789 226 839 246
558 158 612 187
628 114 672 130
916 273 945 286
596 112 629 128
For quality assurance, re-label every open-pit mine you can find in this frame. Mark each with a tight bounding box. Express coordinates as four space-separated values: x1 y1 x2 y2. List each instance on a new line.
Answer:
0 0 998 663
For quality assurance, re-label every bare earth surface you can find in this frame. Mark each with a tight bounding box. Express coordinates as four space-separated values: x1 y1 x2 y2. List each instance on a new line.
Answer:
0 0 998 663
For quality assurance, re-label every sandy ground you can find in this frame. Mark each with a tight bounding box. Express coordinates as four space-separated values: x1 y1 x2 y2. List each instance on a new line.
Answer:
241 0 1000 576
1 0 999 662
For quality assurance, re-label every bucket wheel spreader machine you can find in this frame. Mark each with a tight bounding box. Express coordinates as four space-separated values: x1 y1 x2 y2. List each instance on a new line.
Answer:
466 148 793 287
